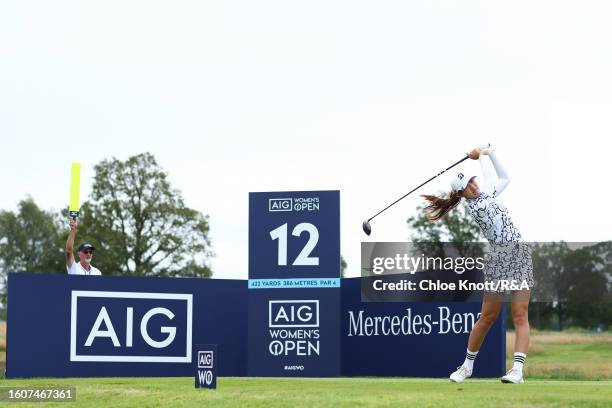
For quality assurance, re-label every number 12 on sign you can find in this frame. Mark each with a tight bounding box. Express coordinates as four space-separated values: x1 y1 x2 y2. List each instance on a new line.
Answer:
269 223 319 266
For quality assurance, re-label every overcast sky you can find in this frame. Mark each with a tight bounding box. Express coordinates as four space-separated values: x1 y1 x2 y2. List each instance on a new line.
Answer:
1 1 610 279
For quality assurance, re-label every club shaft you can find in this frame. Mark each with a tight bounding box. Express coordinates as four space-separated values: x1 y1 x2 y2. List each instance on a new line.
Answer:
368 155 469 222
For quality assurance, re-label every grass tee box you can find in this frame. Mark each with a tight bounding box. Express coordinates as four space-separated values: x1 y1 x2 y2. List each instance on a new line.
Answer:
0 377 610 408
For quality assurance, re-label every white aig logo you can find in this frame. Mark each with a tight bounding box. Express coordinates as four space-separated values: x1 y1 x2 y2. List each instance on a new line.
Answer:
269 198 292 212
269 300 319 327
198 351 213 369
70 291 193 363
268 300 320 356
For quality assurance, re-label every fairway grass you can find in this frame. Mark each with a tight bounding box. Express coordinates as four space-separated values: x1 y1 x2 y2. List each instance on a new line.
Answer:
506 330 612 380
0 377 611 408
1 325 610 406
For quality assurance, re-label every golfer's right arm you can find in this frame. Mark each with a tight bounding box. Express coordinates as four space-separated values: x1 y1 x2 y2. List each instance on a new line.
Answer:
66 219 77 269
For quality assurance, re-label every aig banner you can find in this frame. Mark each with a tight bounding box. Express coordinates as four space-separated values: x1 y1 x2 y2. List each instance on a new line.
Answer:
248 191 341 376
6 273 247 378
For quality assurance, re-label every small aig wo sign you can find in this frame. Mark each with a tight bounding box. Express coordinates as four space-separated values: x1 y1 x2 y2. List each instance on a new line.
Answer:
194 344 217 389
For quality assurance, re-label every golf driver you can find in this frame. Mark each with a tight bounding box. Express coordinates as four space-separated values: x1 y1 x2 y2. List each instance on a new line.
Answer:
362 145 490 235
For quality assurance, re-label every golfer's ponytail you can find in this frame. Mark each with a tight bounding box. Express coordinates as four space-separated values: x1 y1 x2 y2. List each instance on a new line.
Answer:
421 191 462 221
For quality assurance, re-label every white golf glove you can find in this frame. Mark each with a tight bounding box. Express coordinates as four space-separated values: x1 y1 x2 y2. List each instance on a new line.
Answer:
479 143 494 155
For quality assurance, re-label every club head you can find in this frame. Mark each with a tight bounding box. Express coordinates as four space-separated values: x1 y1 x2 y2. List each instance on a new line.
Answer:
362 219 372 236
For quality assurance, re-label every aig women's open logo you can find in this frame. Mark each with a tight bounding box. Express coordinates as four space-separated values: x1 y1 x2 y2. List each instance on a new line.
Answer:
70 291 193 363
268 300 320 356
269 197 320 212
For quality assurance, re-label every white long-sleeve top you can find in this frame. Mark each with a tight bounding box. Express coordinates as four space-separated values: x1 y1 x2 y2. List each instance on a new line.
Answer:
466 151 522 244
479 151 510 198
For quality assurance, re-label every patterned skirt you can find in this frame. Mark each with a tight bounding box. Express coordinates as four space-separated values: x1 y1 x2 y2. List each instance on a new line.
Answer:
483 241 534 292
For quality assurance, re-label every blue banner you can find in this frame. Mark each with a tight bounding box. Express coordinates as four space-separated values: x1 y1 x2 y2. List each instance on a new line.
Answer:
6 272 504 378
340 277 506 377
248 191 341 377
6 273 247 378
248 191 340 280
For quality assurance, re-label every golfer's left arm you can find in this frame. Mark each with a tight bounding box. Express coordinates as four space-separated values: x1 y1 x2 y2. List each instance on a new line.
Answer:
477 153 495 196
486 150 510 196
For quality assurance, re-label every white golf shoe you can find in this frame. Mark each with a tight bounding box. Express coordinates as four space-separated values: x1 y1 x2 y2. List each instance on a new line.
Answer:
449 365 472 383
501 368 525 384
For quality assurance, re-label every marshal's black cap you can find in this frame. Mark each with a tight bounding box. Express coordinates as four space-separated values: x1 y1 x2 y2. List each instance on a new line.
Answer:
77 243 96 252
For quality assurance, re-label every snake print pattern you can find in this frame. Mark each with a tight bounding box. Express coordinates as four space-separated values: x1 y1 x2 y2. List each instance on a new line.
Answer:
466 192 534 291
466 192 521 244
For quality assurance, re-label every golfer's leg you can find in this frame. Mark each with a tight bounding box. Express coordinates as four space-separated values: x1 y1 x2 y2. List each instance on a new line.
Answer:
501 290 531 382
467 295 502 351
511 290 530 353
450 295 502 382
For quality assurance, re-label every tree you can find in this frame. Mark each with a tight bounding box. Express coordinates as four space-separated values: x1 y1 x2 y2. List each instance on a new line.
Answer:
0 198 64 273
77 153 213 277
563 242 611 329
0 198 65 309
529 242 569 330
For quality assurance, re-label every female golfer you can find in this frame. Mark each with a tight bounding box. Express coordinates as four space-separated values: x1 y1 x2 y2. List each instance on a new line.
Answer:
421 145 533 384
